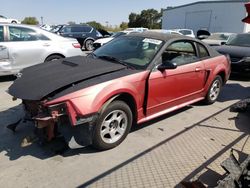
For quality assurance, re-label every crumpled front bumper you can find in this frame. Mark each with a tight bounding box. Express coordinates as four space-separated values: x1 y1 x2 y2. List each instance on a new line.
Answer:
23 100 98 149
57 120 97 149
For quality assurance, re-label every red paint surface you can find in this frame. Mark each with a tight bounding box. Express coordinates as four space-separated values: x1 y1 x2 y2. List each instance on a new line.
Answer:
45 55 230 126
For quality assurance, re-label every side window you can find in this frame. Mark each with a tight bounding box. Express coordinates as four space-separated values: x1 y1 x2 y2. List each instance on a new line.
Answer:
80 26 92 33
71 26 92 33
9 26 39 41
38 34 50 41
61 26 71 33
179 30 191 35
71 26 82 32
197 43 209 58
163 41 198 66
0 26 4 42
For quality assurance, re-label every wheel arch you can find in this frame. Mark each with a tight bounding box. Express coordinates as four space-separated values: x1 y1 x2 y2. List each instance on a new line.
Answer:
44 53 65 62
211 63 228 86
99 92 138 126
84 37 95 44
217 70 226 85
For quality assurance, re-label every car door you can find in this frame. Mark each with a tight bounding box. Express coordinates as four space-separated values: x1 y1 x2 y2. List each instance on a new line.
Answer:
147 40 206 116
5 26 49 71
59 26 72 38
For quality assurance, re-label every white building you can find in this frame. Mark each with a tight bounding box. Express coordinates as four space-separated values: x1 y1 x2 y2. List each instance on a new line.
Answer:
162 0 250 34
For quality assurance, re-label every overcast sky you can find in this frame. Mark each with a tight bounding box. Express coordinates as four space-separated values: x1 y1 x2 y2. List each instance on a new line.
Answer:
1 0 222 26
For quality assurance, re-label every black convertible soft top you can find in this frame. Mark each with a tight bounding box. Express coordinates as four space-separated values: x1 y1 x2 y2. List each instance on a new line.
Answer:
8 56 126 100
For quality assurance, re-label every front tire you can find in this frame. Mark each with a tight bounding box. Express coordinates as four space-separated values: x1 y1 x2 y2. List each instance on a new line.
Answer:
204 75 222 104
92 101 132 150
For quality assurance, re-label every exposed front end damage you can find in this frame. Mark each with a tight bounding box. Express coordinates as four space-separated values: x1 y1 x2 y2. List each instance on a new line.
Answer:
22 100 97 149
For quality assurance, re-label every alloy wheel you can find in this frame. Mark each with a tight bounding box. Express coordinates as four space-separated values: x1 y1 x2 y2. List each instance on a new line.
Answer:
100 110 128 144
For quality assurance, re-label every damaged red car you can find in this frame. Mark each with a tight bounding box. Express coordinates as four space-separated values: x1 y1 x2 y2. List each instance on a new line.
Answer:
8 32 231 150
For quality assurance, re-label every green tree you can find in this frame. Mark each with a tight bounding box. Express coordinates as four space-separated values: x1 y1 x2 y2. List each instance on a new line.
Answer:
21 17 39 25
128 9 162 29
120 22 128 30
86 21 104 30
128 13 138 28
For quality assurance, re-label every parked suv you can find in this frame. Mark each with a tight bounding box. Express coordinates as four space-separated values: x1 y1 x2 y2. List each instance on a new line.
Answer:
54 24 103 51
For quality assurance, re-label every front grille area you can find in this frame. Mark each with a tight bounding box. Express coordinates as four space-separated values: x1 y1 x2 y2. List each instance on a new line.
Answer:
23 100 47 117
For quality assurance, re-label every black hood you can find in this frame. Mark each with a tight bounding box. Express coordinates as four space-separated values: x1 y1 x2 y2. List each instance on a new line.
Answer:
214 45 250 58
8 56 126 100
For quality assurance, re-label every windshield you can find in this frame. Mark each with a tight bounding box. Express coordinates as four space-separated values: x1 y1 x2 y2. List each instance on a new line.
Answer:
207 33 231 40
0 15 7 19
93 36 163 69
50 25 63 33
179 30 191 35
226 34 250 47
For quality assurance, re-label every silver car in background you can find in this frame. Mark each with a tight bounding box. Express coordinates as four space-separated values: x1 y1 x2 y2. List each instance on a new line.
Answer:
0 24 83 76
202 33 235 46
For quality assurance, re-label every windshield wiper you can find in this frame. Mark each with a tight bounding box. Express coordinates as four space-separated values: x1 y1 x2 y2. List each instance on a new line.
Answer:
97 55 135 69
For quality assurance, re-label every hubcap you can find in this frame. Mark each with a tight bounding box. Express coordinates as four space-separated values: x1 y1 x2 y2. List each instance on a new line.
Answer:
86 40 93 51
209 80 220 101
100 110 128 144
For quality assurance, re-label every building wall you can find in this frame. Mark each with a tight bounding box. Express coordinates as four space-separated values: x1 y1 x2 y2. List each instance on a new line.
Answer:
162 1 248 34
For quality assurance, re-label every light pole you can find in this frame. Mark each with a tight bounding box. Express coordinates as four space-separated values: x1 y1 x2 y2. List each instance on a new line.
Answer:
41 16 44 25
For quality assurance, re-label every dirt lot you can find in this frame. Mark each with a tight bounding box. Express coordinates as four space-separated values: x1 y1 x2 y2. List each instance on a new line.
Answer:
0 75 250 187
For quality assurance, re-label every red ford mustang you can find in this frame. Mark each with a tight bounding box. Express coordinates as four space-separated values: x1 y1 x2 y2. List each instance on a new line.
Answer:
8 32 231 150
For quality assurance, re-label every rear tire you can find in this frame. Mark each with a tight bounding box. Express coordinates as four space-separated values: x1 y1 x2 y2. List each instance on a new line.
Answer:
92 101 132 150
84 39 94 51
45 55 63 62
204 75 222 104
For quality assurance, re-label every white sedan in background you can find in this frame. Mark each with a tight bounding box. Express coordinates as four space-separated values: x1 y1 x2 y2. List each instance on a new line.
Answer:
0 24 83 76
0 15 20 24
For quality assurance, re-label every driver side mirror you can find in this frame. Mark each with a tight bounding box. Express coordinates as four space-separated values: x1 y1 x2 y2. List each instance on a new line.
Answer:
157 61 177 71
221 41 226 45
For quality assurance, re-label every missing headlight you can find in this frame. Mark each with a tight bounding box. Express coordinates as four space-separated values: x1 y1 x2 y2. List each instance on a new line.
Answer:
48 103 67 117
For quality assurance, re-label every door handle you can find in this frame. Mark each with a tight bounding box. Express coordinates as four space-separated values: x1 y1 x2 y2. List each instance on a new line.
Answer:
195 67 202 72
